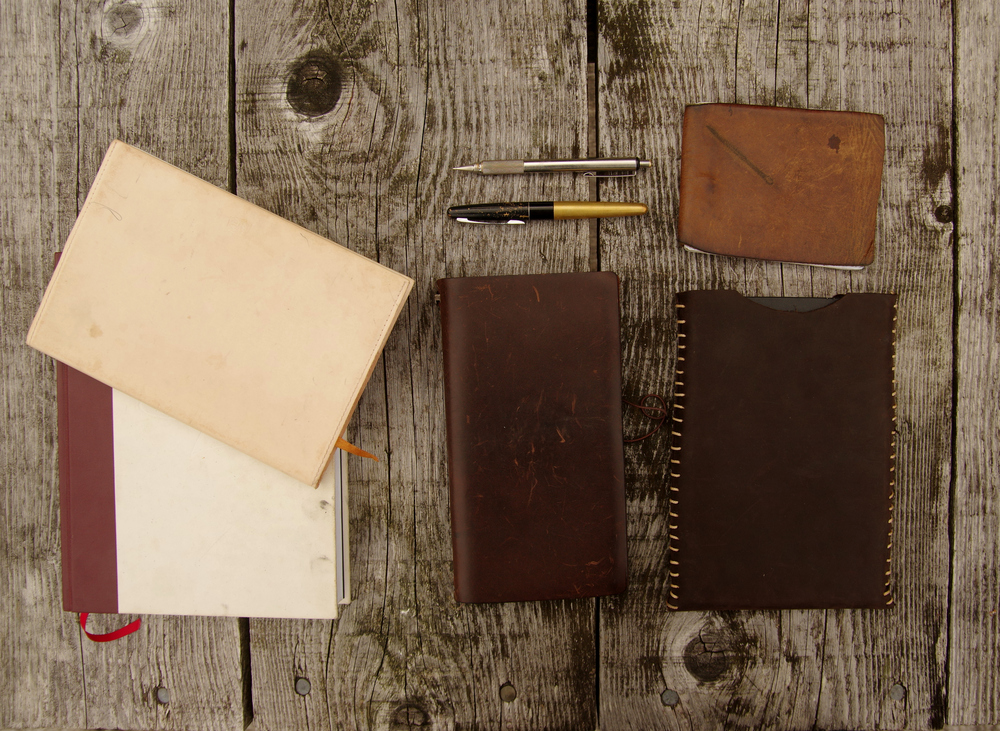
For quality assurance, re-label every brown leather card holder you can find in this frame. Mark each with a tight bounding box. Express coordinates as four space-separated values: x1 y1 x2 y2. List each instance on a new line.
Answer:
678 104 885 268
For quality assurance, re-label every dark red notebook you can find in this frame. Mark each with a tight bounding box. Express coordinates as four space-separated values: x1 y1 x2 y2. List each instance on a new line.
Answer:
667 291 897 610
438 272 628 603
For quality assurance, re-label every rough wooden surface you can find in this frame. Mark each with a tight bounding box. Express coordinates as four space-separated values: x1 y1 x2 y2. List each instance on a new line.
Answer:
70 1 247 727
1 3 86 725
951 1 1000 724
235 1 594 730
598 1 954 729
2 2 245 729
1 0 998 729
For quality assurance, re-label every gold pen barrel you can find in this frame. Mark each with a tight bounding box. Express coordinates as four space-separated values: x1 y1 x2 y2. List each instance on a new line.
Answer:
552 201 648 219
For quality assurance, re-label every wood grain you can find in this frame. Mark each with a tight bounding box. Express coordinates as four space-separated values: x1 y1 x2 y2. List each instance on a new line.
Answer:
236 1 594 729
0 2 86 726
951 0 1000 724
598 0 953 728
66 2 245 729
802 4 953 729
6 0 1000 728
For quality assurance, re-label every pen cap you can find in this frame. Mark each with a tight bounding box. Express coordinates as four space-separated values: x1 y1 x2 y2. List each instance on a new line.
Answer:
553 201 647 219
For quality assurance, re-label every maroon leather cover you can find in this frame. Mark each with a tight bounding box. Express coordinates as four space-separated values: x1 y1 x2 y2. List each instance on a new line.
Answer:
57 361 119 612
667 291 897 610
678 104 885 267
438 272 628 602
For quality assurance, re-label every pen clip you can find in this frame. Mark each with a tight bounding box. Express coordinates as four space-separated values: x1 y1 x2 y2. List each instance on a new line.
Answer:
456 217 527 225
583 169 638 179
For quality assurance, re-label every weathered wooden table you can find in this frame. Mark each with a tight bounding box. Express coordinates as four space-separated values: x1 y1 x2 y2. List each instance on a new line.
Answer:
2 1 997 729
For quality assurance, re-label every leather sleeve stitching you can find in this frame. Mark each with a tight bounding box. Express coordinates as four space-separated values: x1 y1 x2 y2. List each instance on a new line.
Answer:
666 300 686 610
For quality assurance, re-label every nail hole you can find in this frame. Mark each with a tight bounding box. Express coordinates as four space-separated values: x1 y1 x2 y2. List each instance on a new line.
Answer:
294 677 311 696
889 683 906 702
287 52 342 117
934 204 953 224
660 688 680 706
155 686 170 705
499 682 517 703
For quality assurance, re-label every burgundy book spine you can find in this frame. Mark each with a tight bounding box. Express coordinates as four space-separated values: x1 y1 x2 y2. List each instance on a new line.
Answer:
57 362 119 613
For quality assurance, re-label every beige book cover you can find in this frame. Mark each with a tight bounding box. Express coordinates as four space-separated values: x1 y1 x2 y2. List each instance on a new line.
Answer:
28 141 413 486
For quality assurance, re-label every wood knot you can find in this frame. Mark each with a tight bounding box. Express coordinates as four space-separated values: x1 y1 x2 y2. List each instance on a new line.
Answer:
934 204 953 224
104 2 144 38
682 631 731 682
287 52 342 117
391 703 428 728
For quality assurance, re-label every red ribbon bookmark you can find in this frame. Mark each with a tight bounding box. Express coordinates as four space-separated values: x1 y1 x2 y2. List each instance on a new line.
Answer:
79 612 142 642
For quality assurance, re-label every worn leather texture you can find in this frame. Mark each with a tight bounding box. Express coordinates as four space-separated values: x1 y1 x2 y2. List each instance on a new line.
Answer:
669 290 897 610
678 104 885 267
438 272 628 603
28 141 413 486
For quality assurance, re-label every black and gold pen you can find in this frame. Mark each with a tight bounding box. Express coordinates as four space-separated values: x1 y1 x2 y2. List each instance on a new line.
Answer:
447 201 647 225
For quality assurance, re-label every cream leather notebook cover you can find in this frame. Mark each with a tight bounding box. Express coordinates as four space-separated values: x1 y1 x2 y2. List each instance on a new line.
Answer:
28 141 413 486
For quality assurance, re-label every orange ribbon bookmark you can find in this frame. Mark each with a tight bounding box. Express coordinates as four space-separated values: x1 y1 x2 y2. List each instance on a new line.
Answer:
335 437 378 461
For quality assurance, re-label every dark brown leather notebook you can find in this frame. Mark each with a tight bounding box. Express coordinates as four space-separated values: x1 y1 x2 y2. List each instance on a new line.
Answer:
438 272 628 603
667 291 897 610
677 104 885 268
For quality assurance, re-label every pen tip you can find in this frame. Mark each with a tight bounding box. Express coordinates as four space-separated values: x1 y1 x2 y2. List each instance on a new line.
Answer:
453 165 477 172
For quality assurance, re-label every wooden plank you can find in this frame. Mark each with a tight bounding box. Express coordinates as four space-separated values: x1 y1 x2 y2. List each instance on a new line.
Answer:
951 0 1000 724
598 0 953 728
805 4 953 728
0 2 86 726
66 2 246 728
236 1 595 729
598 4 821 728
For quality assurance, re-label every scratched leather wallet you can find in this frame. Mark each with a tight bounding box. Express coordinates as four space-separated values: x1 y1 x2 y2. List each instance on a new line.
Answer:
677 104 885 268
438 272 628 603
666 290 897 610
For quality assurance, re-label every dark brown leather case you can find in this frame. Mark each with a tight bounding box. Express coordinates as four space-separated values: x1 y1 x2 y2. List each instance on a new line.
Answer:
438 272 628 603
678 104 885 267
668 290 897 610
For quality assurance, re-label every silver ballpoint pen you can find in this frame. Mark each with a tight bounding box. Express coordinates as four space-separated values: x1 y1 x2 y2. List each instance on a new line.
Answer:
453 157 652 177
